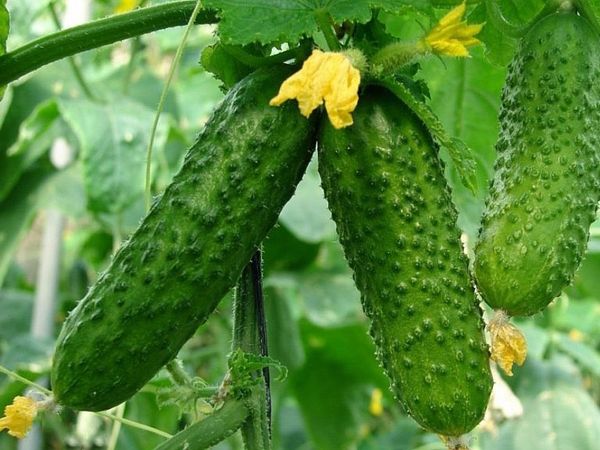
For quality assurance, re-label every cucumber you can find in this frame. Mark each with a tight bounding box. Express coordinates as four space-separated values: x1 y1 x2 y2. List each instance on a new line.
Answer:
318 87 492 436
51 66 318 411
474 11 600 316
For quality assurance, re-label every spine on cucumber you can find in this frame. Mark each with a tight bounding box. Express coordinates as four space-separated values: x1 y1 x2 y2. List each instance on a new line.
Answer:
474 11 600 317
51 66 318 411
318 87 492 436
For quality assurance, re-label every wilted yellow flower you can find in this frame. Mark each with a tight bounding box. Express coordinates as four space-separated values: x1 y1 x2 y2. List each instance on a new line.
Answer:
423 2 483 57
115 0 140 14
270 50 360 129
368 388 383 416
0 396 38 439
488 311 527 376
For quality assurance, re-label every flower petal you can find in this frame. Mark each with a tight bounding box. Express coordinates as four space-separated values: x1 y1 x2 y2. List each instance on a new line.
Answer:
270 50 360 129
488 311 527 376
423 2 483 57
0 396 38 439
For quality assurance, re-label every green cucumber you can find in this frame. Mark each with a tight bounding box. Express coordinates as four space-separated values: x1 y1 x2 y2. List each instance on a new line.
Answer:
51 66 317 411
318 87 492 436
474 11 600 316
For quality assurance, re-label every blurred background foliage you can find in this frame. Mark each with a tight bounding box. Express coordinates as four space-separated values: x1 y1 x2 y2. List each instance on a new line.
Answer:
0 1 599 449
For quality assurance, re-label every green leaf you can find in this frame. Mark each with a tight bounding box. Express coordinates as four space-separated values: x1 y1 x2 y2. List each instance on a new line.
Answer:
0 99 61 201
484 357 600 450
265 285 306 371
0 367 45 411
518 323 550 360
264 223 321 273
268 261 363 328
0 289 33 342
0 165 56 287
174 70 223 140
291 320 389 450
577 0 600 35
568 251 600 303
0 0 7 54
0 0 9 100
204 0 426 45
0 335 53 372
58 98 169 215
485 387 600 450
117 392 181 450
550 298 600 340
419 48 506 238
511 354 582 398
279 157 337 243
554 332 600 376
469 4 516 66
358 418 420 450
200 43 254 89
374 76 479 194
470 0 546 66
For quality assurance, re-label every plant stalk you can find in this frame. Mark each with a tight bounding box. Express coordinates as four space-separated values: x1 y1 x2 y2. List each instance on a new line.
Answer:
232 250 272 449
0 1 217 86
153 398 249 450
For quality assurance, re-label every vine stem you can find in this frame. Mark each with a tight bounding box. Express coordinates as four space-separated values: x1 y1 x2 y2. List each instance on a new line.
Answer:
0 366 51 396
314 9 340 51
0 1 217 86
106 403 126 450
232 250 272 449
144 0 204 212
96 411 172 439
166 360 194 388
153 398 249 450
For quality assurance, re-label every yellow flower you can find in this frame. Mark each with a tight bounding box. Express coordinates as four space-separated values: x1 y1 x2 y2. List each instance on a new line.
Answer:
368 388 383 416
115 0 140 14
488 311 527 376
423 2 484 57
0 396 38 439
270 50 361 129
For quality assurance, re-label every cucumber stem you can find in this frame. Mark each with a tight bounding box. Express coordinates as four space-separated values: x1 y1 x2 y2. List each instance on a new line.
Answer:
166 360 194 388
370 41 426 76
152 398 249 450
232 250 272 450
314 9 341 51
0 1 217 86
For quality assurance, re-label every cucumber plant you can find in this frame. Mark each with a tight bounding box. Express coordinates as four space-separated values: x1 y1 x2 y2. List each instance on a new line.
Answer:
3 1 600 449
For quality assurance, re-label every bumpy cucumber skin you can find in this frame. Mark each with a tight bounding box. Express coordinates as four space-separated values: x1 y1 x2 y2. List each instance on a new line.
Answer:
52 67 317 411
318 88 492 436
474 12 600 317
